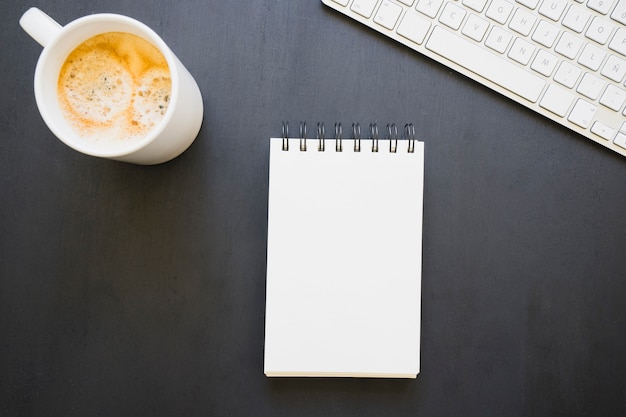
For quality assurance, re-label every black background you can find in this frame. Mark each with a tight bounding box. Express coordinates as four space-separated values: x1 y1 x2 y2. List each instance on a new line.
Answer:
1 1 625 416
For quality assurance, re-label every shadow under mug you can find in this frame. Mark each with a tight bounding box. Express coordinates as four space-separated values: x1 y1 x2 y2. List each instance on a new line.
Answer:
20 7 204 164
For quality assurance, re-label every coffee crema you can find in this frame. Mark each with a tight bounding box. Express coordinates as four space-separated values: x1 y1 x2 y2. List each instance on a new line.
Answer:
57 32 171 143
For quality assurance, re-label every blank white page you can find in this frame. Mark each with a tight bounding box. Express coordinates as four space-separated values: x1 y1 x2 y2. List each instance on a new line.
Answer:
264 137 424 378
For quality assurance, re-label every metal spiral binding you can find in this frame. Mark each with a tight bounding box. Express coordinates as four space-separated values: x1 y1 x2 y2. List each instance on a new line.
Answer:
335 123 343 152
281 122 415 153
387 123 398 153
281 121 289 151
405 123 416 153
317 122 325 151
299 121 307 151
352 123 361 152
370 123 379 153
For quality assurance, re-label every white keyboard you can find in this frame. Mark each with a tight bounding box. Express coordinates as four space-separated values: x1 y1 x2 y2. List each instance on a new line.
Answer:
322 0 626 157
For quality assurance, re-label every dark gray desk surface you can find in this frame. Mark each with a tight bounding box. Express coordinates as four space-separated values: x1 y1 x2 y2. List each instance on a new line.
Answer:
1 1 625 416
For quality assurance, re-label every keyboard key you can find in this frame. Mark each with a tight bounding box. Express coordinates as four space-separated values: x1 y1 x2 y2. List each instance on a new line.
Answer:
463 0 489 12
555 31 584 58
375 0 403 29
516 0 540 9
562 4 590 32
486 0 514 24
587 0 615 15
416 0 444 18
509 8 537 36
426 26 546 102
554 61 582 87
532 19 560 47
608 28 626 55
614 132 626 148
600 84 626 110
611 0 626 24
591 121 615 139
440 2 467 29
578 43 606 70
601 54 626 81
540 84 575 116
538 0 568 21
568 98 597 128
586 17 615 44
462 14 490 41
397 10 432 44
485 26 514 52
531 49 559 76
508 37 536 65
577 73 605 99
351 0 379 18
331 0 350 5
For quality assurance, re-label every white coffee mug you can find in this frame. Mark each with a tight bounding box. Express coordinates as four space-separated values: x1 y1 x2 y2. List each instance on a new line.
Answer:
20 7 204 164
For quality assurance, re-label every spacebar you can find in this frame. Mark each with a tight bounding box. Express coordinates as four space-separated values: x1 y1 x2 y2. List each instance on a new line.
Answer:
425 26 546 103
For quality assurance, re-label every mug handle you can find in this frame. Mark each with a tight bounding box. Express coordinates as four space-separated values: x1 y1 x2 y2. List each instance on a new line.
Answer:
20 8 63 47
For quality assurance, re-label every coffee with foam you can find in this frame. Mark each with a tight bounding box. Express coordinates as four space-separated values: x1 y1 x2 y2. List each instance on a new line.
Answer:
57 32 171 144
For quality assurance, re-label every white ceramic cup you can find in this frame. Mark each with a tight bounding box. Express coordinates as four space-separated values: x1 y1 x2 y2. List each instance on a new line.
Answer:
20 7 204 164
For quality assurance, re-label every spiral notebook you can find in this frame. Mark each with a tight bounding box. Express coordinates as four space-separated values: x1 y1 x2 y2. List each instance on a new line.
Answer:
264 123 424 378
